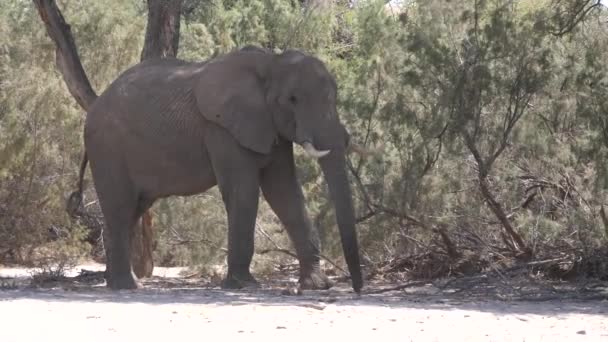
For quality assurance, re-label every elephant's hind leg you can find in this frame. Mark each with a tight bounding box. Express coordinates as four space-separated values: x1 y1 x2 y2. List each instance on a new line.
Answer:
91 163 141 290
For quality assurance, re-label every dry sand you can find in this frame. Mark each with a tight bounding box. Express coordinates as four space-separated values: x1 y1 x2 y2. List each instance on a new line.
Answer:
1 264 607 342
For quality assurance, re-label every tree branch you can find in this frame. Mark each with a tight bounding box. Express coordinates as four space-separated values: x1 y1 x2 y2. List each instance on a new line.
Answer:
551 0 602 37
255 223 348 276
33 0 97 111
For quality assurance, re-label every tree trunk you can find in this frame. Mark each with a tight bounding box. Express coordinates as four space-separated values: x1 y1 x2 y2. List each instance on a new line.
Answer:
140 0 182 60
478 176 531 257
129 0 183 278
130 211 155 278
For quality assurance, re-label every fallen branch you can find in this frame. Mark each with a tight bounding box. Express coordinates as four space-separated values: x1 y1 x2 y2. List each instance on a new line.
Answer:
366 280 429 294
525 257 570 267
256 224 349 276
257 248 298 259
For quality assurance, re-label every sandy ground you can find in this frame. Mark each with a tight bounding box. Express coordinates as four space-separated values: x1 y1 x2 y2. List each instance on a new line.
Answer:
1 264 607 342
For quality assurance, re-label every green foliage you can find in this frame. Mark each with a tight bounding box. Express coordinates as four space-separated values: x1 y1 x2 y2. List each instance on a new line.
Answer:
2 0 607 277
0 0 142 263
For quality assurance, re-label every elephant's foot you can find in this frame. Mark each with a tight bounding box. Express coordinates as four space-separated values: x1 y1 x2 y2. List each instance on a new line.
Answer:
106 273 142 290
299 269 333 290
221 271 260 290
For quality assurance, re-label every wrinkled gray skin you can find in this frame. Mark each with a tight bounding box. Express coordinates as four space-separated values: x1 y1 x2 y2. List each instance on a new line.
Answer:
80 46 363 292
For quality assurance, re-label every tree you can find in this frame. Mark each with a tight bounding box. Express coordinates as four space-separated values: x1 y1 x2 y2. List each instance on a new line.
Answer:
549 0 604 36
130 0 183 278
33 0 184 278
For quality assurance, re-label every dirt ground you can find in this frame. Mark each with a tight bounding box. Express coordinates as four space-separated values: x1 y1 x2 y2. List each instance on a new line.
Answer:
1 263 607 342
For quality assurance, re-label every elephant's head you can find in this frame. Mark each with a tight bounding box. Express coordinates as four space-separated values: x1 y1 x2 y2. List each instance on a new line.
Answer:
195 48 363 292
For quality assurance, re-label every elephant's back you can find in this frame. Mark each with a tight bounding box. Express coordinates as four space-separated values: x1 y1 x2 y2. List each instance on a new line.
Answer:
85 58 208 143
112 58 205 89
101 58 207 107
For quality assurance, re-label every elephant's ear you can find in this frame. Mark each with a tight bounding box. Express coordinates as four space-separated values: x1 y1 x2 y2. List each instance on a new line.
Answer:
194 54 276 154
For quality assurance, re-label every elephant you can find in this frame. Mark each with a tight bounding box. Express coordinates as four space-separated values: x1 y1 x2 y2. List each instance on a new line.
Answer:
67 45 363 293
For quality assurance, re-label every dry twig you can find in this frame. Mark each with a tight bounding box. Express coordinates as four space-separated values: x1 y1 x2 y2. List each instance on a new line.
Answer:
366 280 429 294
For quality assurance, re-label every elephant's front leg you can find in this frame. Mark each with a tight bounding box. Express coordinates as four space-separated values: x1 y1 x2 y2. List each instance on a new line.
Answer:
221 182 260 289
205 127 261 289
260 141 332 290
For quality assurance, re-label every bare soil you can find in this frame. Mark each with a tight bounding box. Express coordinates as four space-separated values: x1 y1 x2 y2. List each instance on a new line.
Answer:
1 263 607 341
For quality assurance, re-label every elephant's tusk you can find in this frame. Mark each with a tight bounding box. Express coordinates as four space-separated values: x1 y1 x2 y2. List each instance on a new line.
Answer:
302 142 331 158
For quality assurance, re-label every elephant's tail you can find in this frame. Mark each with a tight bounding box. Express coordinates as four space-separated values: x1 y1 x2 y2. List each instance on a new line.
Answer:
66 151 88 217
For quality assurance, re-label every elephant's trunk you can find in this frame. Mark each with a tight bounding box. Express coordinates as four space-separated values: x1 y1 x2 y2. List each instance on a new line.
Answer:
318 150 363 293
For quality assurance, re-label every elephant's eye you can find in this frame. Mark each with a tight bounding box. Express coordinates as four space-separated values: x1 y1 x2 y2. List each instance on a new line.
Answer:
289 95 298 105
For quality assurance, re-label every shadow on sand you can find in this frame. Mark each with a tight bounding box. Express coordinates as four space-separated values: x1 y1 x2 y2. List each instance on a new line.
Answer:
1 271 606 316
